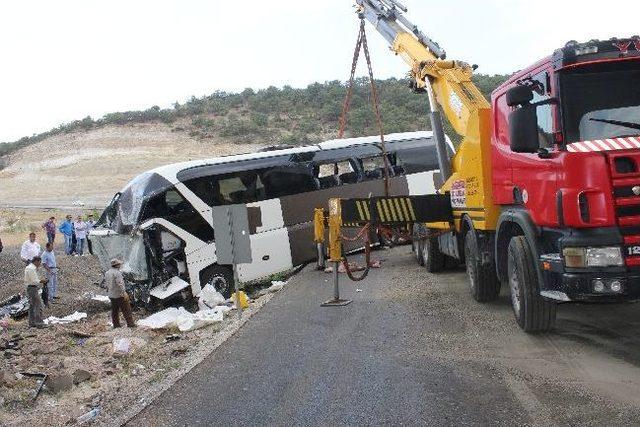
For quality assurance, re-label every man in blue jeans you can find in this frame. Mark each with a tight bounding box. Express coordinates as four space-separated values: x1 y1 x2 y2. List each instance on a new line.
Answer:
58 215 74 255
41 242 58 303
74 216 88 256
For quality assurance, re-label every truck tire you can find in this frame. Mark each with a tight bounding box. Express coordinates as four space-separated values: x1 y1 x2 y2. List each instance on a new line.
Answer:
464 229 500 302
413 238 424 265
201 265 234 299
507 236 556 332
422 233 446 273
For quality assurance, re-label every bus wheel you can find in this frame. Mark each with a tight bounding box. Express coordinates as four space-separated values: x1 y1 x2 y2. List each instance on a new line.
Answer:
201 265 234 299
464 229 500 302
422 232 445 273
507 236 556 332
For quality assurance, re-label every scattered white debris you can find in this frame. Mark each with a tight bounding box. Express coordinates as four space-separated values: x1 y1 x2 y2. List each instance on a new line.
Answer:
198 284 226 310
268 281 286 293
90 294 110 303
356 289 363 293
44 311 88 325
137 306 227 332
112 338 131 356
77 407 101 424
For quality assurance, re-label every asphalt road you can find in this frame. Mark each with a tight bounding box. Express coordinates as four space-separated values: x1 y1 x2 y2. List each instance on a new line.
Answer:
131 247 640 426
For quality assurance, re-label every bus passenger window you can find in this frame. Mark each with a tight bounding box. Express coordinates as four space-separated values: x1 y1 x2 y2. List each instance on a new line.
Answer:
214 172 266 205
262 166 317 198
361 156 389 180
396 146 438 174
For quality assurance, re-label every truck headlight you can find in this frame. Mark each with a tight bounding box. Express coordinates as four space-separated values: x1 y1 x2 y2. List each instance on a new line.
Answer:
563 247 623 268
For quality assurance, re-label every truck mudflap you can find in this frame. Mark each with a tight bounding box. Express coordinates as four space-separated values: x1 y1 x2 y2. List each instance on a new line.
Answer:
539 253 640 302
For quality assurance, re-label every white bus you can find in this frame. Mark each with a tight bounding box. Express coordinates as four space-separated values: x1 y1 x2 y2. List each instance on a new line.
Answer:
89 131 451 307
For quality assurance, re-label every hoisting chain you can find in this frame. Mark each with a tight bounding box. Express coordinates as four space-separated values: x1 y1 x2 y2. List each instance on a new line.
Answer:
335 18 391 282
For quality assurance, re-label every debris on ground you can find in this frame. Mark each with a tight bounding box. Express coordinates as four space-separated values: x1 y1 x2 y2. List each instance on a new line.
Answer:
44 311 88 325
77 407 101 424
89 294 110 304
268 281 286 293
0 294 29 319
197 284 225 310
137 306 228 332
230 291 249 309
0 244 280 426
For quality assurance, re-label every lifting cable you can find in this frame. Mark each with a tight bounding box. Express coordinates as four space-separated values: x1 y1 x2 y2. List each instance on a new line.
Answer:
335 17 389 282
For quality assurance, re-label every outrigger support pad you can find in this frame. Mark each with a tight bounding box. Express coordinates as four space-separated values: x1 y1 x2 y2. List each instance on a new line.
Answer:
321 261 352 307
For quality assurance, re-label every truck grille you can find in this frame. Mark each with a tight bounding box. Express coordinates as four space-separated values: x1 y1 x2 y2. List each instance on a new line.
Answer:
612 165 640 267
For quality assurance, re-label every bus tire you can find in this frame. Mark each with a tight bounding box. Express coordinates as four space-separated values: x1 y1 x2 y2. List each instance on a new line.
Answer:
507 236 556 332
465 230 500 302
422 233 445 273
201 265 234 299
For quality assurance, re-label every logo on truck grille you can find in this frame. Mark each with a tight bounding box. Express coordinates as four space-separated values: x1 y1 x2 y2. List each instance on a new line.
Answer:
633 186 640 196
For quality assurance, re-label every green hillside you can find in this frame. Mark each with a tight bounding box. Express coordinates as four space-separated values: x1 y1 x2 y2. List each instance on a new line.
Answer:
0 74 509 157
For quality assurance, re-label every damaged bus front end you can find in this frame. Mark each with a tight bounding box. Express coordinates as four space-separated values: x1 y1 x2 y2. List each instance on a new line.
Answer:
90 172 206 308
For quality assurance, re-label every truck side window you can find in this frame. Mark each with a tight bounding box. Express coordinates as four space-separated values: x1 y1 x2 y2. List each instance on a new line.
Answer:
531 72 554 149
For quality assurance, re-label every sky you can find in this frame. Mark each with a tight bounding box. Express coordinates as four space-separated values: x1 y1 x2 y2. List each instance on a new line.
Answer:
0 0 637 143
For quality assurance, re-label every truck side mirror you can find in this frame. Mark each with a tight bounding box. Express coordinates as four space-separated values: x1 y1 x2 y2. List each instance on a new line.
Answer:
509 105 539 153
506 86 534 107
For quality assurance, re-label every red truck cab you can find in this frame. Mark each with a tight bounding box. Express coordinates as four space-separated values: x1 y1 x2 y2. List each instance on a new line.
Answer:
490 37 640 318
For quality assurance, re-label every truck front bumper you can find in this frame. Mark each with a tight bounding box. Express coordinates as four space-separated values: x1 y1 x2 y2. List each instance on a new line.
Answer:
540 261 640 302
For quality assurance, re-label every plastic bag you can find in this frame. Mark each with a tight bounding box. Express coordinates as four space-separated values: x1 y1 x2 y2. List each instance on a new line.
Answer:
198 284 226 310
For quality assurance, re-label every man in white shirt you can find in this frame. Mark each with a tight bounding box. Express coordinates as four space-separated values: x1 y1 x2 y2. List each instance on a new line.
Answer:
20 232 41 265
24 256 47 328
74 216 88 256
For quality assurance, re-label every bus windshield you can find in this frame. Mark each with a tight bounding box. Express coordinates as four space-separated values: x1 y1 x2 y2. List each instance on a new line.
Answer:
561 60 640 143
102 172 173 232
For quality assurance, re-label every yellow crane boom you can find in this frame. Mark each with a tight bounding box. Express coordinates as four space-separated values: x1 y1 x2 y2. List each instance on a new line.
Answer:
356 0 498 230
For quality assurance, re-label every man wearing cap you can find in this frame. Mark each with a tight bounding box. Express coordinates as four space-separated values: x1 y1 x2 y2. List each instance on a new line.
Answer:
104 258 135 328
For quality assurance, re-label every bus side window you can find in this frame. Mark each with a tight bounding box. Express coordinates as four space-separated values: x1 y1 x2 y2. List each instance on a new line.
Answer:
141 190 215 241
395 146 438 174
262 165 317 198
184 177 216 206
361 155 391 181
337 160 358 184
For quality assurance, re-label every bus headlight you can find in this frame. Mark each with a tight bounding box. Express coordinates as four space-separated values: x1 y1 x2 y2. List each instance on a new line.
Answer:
563 247 623 268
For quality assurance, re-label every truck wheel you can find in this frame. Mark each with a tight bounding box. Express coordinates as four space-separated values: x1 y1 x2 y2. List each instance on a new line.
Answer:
464 230 500 302
422 233 446 273
507 236 556 332
201 265 234 299
412 225 425 265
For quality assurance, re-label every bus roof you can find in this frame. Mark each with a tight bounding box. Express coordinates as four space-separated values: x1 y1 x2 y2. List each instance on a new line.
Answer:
149 131 434 182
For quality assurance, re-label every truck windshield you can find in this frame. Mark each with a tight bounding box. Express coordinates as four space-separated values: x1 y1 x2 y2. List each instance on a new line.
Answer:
561 60 640 143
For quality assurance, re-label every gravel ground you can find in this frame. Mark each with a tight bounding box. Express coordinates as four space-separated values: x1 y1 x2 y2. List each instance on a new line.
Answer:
0 247 104 318
0 243 281 426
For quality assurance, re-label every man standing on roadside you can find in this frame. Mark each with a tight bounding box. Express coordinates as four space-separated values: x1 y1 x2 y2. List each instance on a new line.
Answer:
41 243 58 303
58 215 74 255
20 233 41 265
104 259 135 328
74 216 88 256
42 216 56 245
24 256 47 328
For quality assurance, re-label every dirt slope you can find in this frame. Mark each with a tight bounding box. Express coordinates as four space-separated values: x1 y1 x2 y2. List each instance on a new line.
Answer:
0 123 262 208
